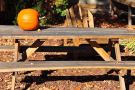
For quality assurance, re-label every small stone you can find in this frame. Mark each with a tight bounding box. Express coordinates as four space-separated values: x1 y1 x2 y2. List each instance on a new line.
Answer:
37 29 41 32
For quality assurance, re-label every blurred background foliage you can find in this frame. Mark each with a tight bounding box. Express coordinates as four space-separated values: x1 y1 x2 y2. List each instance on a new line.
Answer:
120 39 135 54
0 0 68 25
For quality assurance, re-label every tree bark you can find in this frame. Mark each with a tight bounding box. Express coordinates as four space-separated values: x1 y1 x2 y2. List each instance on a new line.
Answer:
0 0 5 12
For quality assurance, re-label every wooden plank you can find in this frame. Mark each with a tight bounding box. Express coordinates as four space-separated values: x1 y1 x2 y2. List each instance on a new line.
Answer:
65 9 72 27
119 75 126 90
12 42 19 90
11 72 16 90
88 10 94 28
64 39 68 46
73 37 80 59
88 41 114 61
81 8 88 27
73 5 83 27
78 4 101 9
115 43 121 61
0 61 135 72
128 7 132 26
14 43 19 61
0 26 135 39
114 42 126 90
69 6 77 27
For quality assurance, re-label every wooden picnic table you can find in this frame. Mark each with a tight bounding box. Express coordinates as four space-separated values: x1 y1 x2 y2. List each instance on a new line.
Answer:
0 25 135 90
0 25 135 61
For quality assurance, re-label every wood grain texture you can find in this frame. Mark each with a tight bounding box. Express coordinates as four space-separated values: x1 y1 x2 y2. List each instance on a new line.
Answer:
88 41 115 61
0 61 135 72
0 26 135 39
88 10 94 28
114 42 126 90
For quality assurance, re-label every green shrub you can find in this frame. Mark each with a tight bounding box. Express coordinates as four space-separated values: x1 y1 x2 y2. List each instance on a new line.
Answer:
120 39 135 54
13 0 68 25
54 0 68 16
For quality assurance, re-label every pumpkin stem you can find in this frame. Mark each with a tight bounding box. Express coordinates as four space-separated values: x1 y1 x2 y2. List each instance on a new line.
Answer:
39 16 46 20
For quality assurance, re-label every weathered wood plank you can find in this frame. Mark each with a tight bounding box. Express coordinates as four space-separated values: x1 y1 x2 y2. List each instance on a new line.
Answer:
88 10 94 28
114 42 126 90
0 61 135 72
69 6 77 27
119 75 126 90
0 26 135 39
88 41 115 61
81 8 89 27
73 5 83 27
12 42 19 90
115 43 121 61
65 9 73 27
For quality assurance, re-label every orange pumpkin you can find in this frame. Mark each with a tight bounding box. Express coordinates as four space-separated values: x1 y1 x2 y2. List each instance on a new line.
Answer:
17 9 39 30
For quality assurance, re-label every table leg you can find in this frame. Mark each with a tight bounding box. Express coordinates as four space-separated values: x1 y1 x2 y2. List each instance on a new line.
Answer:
72 38 80 59
11 39 19 90
114 41 126 90
128 7 132 27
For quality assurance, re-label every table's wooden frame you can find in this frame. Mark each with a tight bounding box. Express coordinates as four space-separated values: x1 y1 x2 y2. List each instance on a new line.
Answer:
1 26 135 90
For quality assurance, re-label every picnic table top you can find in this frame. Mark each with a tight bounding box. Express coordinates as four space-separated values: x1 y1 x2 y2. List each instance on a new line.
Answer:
0 25 135 39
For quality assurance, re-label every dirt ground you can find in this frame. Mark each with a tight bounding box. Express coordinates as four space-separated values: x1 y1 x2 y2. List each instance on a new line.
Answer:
0 12 135 90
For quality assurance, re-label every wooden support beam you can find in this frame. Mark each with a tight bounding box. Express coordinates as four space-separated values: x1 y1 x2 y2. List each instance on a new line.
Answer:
109 0 114 16
11 72 16 90
25 39 44 59
72 37 80 59
73 5 83 27
81 8 89 28
69 6 77 27
64 39 68 46
65 9 72 27
119 75 126 90
128 7 132 26
114 42 126 90
87 40 114 61
114 43 121 61
11 41 19 90
88 10 94 28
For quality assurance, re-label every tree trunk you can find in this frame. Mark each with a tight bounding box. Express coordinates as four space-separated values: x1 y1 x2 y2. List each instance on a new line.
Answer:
0 0 5 12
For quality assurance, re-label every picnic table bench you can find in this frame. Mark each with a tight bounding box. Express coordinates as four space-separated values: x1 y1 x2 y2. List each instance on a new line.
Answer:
0 25 135 90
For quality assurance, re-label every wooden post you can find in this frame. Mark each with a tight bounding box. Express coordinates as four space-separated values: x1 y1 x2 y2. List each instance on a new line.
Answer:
11 39 19 90
114 41 126 90
114 43 121 61
69 6 77 27
64 39 68 46
128 7 132 27
72 37 80 59
109 0 114 16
